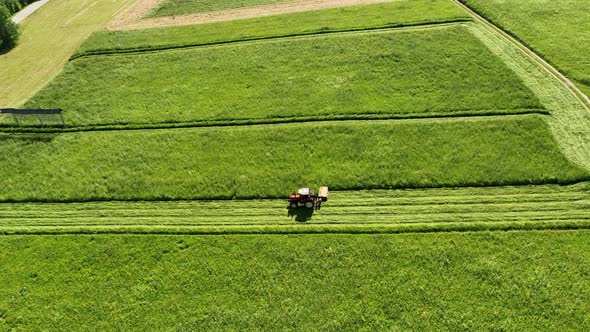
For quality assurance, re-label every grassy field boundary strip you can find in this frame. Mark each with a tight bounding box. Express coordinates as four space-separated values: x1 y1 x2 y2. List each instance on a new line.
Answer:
465 23 590 172
147 0 292 18
2 220 590 235
0 115 588 202
0 0 134 108
454 0 590 110
76 0 471 58
0 109 549 134
72 19 471 59
141 0 396 23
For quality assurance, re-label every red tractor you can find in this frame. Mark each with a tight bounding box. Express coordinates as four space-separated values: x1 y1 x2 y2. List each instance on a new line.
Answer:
288 186 329 209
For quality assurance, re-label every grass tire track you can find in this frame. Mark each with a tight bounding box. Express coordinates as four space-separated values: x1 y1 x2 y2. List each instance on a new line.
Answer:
1 183 588 234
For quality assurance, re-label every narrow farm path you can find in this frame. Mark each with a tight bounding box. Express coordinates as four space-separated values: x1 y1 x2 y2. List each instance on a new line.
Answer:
1 183 588 235
10 0 50 23
458 2 590 172
108 0 399 30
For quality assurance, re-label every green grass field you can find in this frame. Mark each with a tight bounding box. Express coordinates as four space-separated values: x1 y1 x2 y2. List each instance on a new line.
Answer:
1 231 589 330
0 0 132 107
149 0 291 17
76 0 470 57
2 0 590 329
0 115 587 202
25 26 541 127
460 0 590 97
1 182 588 234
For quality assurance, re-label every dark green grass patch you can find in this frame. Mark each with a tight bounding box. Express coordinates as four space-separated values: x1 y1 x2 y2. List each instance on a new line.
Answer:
0 115 586 202
27 26 541 127
460 0 590 96
76 0 470 57
149 0 290 17
0 231 589 330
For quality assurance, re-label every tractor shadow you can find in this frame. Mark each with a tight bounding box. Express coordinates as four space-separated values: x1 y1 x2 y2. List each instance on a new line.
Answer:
287 207 315 222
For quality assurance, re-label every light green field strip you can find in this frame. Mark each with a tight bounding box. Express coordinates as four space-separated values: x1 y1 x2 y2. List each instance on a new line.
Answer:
76 0 470 57
465 23 590 172
0 0 133 108
459 0 590 99
1 183 588 234
0 231 589 330
149 0 292 17
24 26 541 127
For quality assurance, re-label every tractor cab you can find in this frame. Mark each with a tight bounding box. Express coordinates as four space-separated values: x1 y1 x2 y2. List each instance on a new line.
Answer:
288 188 316 209
288 186 329 209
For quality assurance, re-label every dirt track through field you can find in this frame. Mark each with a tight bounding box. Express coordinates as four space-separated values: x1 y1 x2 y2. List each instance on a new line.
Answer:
108 0 399 30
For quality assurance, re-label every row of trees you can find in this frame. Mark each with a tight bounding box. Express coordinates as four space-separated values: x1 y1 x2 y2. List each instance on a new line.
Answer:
0 0 40 52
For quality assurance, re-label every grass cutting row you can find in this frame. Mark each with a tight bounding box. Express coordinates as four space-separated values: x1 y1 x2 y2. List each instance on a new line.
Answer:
0 182 588 235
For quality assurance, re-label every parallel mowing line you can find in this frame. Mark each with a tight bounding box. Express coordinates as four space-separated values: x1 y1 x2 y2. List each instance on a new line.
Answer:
0 110 548 134
3 221 590 235
70 19 472 60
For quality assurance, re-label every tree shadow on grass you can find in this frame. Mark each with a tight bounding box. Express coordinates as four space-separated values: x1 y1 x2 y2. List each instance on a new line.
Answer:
287 206 314 223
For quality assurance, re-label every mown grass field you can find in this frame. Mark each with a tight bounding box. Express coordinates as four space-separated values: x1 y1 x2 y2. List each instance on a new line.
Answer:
0 0 132 107
1 231 589 330
0 115 587 201
1 182 588 234
24 26 542 126
460 0 590 97
76 0 470 57
149 0 291 17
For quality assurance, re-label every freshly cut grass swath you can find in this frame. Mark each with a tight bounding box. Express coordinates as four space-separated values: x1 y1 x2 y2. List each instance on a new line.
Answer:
76 0 470 57
27 26 542 126
1 182 588 234
1 231 590 330
0 115 587 202
149 0 291 17
460 0 590 96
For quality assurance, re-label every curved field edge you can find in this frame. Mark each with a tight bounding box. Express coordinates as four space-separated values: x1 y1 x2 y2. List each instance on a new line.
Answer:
457 0 590 99
0 231 589 330
0 115 588 202
24 26 542 127
75 0 471 57
464 22 590 171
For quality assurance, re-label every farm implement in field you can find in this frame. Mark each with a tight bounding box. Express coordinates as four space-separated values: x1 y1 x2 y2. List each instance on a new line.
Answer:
288 186 329 209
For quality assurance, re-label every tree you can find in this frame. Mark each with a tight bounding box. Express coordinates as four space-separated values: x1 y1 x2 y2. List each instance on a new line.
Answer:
0 5 20 52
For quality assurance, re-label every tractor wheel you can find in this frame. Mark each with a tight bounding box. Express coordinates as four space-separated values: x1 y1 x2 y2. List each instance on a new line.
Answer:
290 203 298 209
304 201 314 209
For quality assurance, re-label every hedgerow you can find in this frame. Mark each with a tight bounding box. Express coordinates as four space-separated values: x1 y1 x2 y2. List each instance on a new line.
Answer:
0 5 19 51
